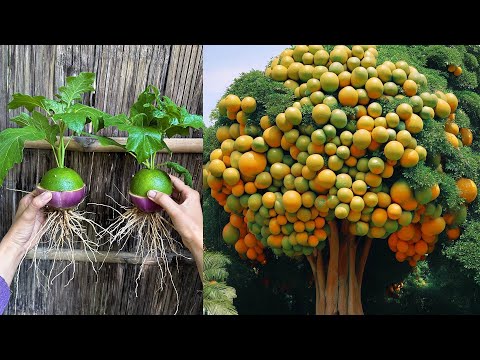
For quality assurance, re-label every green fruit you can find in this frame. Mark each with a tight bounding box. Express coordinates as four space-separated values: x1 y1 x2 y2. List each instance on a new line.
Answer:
40 167 85 192
129 169 172 197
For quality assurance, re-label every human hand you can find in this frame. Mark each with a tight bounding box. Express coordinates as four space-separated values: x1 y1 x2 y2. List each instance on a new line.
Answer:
147 175 203 273
0 190 52 285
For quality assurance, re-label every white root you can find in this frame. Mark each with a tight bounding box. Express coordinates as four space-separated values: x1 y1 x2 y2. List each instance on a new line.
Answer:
13 208 105 314
102 207 188 315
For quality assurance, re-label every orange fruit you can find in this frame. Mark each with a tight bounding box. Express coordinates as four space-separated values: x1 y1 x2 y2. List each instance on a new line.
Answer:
396 103 413 121
421 217 446 236
320 72 339 93
238 151 267 177
390 179 413 204
271 65 288 81
414 240 428 255
400 148 419 168
460 128 473 146
447 227 460 240
241 97 257 114
363 192 378 207
263 126 283 148
435 99 451 119
357 115 375 131
352 129 371 150
223 168 240 186
402 80 417 96
283 190 302 213
405 114 423 134
224 94 241 113
312 104 332 125
384 141 405 161
338 86 358 106
454 66 463 76
365 77 384 99
456 178 478 203
445 121 459 135
260 115 272 130
208 159 226 177
387 203 402 220
371 208 388 227
397 240 409 253
445 93 458 112
316 169 337 189
365 172 382 187
398 224 415 241
445 132 459 148
216 126 231 142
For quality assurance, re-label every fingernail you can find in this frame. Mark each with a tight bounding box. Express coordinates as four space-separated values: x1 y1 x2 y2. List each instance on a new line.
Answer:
40 191 52 200
147 190 158 198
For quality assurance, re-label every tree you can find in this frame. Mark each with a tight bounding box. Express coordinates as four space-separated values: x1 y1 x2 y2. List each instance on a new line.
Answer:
203 45 480 315
203 251 238 315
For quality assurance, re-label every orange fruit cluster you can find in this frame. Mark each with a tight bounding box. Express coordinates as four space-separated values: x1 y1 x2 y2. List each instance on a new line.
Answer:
204 45 478 265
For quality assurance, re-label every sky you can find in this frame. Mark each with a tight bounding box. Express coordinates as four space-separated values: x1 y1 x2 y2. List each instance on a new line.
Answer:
203 45 289 126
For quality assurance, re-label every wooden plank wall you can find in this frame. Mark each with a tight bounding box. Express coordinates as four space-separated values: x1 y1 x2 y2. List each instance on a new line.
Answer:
0 45 203 315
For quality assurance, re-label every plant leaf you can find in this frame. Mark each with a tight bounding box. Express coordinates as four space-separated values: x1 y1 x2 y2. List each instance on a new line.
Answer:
129 89 156 123
0 127 45 186
8 94 46 112
82 132 125 149
104 114 130 128
53 112 86 134
69 103 108 132
163 161 193 187
124 126 164 163
57 72 95 105
11 111 59 145
42 99 66 114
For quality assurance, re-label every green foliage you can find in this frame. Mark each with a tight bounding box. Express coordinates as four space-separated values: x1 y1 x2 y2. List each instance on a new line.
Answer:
0 72 107 181
203 250 238 315
162 162 192 187
401 162 440 190
0 127 45 185
444 215 480 285
104 85 203 167
300 104 315 127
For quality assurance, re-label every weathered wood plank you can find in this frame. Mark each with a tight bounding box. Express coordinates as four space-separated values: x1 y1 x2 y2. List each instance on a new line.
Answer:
24 137 203 153
0 45 203 315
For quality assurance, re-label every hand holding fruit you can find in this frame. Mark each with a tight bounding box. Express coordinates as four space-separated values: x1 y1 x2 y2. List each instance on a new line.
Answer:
0 190 52 285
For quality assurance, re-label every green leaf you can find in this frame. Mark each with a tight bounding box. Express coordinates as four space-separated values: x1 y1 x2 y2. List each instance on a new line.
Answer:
129 89 156 123
53 112 86 134
124 126 164 163
104 114 129 128
82 132 125 149
163 161 193 187
32 111 59 145
53 103 108 134
69 103 108 132
11 111 59 145
8 94 46 112
0 127 45 186
42 99 66 114
58 72 95 105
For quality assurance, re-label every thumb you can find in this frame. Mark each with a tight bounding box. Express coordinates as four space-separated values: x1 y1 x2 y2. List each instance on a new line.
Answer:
19 191 52 222
147 190 181 218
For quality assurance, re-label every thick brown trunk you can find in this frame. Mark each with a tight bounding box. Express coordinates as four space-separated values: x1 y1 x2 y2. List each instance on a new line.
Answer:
308 220 370 315
316 251 326 315
325 221 339 315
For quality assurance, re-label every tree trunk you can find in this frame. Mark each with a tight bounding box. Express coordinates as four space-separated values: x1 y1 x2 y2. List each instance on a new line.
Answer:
308 220 372 315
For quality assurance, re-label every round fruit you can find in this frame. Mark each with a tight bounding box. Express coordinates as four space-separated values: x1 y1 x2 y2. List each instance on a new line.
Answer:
456 178 478 204
239 152 267 177
224 94 241 113
384 141 405 161
320 72 339 93
338 86 358 107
